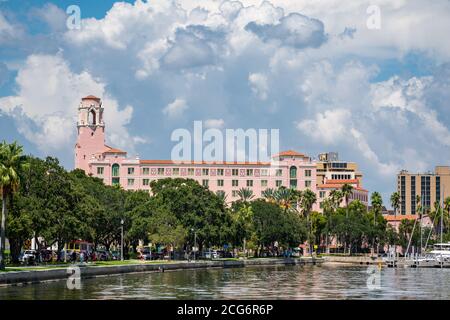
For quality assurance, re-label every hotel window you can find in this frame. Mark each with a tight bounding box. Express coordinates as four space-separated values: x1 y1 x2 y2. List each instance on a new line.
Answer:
305 170 311 177
217 179 224 187
289 166 297 178
216 190 225 197
157 168 164 175
112 177 120 186
305 180 312 188
128 167 135 175
217 169 224 176
112 164 120 177
142 167 149 175
261 180 268 187
232 190 238 197
411 176 416 215
202 168 209 176
143 179 150 186
400 176 406 214
173 168 180 175
261 169 268 176
202 179 209 187
246 169 253 176
320 191 326 199
320 202 324 209
128 178 134 186
188 168 194 175
436 176 441 203
275 169 283 177
232 169 239 176
276 180 282 187
290 179 297 188
97 167 104 175
247 180 253 187
232 180 239 187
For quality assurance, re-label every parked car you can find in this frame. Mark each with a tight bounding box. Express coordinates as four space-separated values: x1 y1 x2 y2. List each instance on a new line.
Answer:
138 249 152 260
110 250 120 260
202 250 219 259
20 250 36 263
95 250 110 261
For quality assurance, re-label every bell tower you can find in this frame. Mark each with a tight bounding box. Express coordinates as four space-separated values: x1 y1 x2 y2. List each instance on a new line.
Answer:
74 95 106 173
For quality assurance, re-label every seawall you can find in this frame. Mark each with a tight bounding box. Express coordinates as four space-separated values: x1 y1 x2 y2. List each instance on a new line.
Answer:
0 257 323 286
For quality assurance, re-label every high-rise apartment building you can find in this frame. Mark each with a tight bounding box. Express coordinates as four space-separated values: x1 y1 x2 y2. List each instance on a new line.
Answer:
397 166 450 216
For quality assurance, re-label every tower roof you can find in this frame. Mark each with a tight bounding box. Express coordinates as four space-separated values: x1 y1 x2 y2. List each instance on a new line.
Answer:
103 145 127 154
82 95 101 102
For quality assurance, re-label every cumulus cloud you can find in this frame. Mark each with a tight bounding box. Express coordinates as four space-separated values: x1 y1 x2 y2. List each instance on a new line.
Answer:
0 11 20 43
2 0 450 203
297 109 351 144
0 54 144 153
297 109 397 176
245 13 327 49
248 72 269 100
162 98 188 118
30 3 67 32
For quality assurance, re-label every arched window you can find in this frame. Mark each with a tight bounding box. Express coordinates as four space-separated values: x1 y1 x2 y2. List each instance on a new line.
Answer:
112 164 120 177
289 166 297 178
88 109 96 125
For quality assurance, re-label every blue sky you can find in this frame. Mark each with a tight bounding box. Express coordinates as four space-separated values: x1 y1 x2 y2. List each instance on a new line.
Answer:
1 0 450 207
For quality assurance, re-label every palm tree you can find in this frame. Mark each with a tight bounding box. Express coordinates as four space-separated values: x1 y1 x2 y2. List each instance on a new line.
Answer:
340 184 353 254
300 189 317 255
0 141 26 270
274 187 299 212
444 197 450 232
390 192 400 217
370 191 383 255
416 195 422 217
236 188 254 203
322 197 334 254
261 188 276 203
341 184 354 210
390 191 401 259
329 189 343 210
300 189 317 217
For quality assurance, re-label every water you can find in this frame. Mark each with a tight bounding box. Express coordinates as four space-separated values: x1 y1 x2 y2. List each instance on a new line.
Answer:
1 264 450 300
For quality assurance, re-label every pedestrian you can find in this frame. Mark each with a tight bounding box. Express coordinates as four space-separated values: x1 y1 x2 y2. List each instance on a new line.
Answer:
71 251 77 263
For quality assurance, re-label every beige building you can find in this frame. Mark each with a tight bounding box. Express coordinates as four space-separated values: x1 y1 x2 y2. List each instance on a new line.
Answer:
316 152 363 185
397 166 450 216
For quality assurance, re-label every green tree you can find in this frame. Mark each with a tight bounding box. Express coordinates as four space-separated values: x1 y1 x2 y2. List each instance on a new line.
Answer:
0 141 27 269
369 191 383 254
236 188 254 203
390 192 401 217
150 178 231 251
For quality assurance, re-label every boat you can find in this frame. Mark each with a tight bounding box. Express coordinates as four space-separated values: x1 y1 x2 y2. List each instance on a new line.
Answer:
430 243 450 268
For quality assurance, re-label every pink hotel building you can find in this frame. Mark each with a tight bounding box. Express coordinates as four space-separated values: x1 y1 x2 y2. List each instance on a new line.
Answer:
75 96 368 211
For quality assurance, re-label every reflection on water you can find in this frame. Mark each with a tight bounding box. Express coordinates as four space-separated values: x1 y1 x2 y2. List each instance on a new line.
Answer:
1 264 450 300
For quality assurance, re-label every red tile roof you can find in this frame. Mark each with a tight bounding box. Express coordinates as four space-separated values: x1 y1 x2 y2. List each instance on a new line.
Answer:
103 145 127 154
384 214 417 222
82 95 101 102
273 150 307 158
325 179 359 184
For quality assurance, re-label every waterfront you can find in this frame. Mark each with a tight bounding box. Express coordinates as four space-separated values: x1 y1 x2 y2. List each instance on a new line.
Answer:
1 264 450 300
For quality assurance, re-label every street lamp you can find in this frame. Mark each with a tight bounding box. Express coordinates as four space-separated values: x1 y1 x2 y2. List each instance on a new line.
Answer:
191 228 197 263
120 219 124 261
